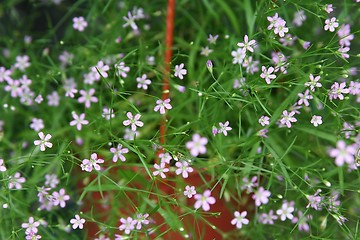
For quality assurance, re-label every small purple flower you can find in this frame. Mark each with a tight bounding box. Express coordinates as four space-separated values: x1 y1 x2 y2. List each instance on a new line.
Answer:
194 189 216 211
30 118 44 132
175 160 194 178
22 217 40 234
258 210 278 224
78 89 98 108
159 152 172 164
310 115 322 127
231 211 249 229
69 112 89 131
174 63 187 80
297 89 313 106
70 214 86 229
134 213 149 230
218 121 232 136
237 35 256 53
305 74 322 92
8 172 26 189
276 201 294 221
123 112 144 132
260 66 276 84
81 153 104 172
154 98 172 115
252 187 271 206
259 116 270 126
328 140 356 166
153 162 169 178
136 74 152 90
115 62 130 78
52 188 70 208
184 185 196 198
324 17 339 32
186 134 208 157
280 110 297 128
119 217 136 234
73 16 88 31
110 144 129 162
306 189 323 210
34 132 53 151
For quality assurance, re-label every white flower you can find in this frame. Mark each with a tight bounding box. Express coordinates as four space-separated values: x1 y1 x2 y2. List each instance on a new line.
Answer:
231 211 249 229
174 63 187 80
34 132 53 151
70 214 86 229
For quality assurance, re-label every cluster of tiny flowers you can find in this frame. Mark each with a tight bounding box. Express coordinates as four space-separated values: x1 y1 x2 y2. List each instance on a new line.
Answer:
118 213 149 235
212 121 232 136
267 13 289 37
36 174 70 212
231 35 259 74
152 152 194 179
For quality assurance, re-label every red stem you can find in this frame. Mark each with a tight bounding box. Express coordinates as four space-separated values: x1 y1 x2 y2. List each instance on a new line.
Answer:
159 0 175 153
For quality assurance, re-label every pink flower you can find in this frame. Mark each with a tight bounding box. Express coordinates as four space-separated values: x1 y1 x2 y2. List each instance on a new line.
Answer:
8 172 26 189
305 74 322 92
69 112 88 131
153 162 169 178
119 217 136 234
258 210 278 224
260 66 276 84
110 144 129 162
324 17 339 32
159 152 172 164
273 18 289 37
154 98 172 115
259 116 270 126
78 89 98 108
329 140 356 166
22 217 40 234
34 132 53 151
231 211 249 229
186 134 208 157
136 74 152 90
134 213 149 230
310 115 322 127
115 62 130 78
329 82 349 100
267 13 279 30
14 55 30 71
306 189 323 210
237 35 256 53
252 187 271 206
280 110 297 128
297 89 313 106
184 185 196 198
218 121 232 136
30 118 44 132
276 201 294 221
70 215 85 229
175 161 194 178
0 159 7 172
52 188 70 208
174 63 187 80
194 190 216 211
123 112 144 131
81 153 104 172
91 61 110 79
73 16 88 31
324 4 334 13
231 48 246 65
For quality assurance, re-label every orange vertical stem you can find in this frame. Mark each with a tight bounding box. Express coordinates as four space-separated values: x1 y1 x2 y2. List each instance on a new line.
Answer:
159 0 175 149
